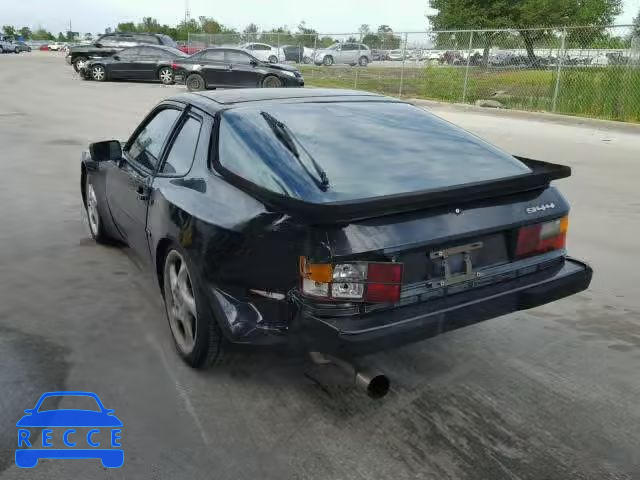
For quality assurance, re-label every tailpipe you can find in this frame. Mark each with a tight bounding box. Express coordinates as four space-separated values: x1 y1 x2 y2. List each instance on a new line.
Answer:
354 367 391 399
308 352 391 399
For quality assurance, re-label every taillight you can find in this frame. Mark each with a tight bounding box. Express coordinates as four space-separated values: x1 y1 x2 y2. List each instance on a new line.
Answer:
516 216 568 259
171 63 179 70
299 257 403 303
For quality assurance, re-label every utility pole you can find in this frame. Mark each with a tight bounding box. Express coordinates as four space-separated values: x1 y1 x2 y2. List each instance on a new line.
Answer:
185 0 191 24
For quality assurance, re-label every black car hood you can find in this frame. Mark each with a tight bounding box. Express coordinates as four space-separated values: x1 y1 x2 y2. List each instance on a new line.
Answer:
263 62 298 72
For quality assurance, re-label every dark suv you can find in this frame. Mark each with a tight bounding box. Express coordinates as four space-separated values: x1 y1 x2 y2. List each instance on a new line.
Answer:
66 32 177 71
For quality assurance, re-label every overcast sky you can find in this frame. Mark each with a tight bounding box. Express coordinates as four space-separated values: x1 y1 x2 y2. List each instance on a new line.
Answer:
4 0 640 35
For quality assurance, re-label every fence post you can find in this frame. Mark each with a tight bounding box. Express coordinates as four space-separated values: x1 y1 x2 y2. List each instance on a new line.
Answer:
462 30 474 103
355 42 360 89
399 32 408 97
312 34 317 78
552 27 567 112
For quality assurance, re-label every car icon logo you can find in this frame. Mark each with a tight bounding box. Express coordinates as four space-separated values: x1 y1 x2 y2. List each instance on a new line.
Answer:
15 391 123 468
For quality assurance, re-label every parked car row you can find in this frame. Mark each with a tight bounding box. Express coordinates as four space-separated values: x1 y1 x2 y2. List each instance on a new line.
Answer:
66 32 178 71
73 41 304 91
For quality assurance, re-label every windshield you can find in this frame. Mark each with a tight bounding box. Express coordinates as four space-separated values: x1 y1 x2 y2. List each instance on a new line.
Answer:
217 102 530 204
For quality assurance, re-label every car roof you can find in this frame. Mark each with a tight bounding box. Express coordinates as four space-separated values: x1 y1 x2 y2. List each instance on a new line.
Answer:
169 88 395 111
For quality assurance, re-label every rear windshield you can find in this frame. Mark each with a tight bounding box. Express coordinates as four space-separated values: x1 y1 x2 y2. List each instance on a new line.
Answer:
217 101 530 204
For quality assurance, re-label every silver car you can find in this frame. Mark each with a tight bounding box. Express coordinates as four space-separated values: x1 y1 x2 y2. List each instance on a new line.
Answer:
313 42 371 66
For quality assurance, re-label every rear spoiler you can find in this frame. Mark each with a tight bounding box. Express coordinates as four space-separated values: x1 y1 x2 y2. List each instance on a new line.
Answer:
218 157 571 224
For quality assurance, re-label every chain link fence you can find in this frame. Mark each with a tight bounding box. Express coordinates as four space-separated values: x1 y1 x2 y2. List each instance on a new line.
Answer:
189 25 640 122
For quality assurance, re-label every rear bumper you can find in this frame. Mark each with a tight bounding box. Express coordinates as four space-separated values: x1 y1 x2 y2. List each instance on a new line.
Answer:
294 257 592 356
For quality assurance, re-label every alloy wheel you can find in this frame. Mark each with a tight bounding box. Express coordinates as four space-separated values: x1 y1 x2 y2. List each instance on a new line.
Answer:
86 182 100 235
164 250 198 354
92 66 105 81
159 68 173 84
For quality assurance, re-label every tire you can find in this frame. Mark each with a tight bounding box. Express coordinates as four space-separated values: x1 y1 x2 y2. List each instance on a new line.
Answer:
323 55 334 66
262 75 283 88
28 47 32 52
158 66 174 85
91 64 106 82
14 47 19 54
185 73 205 91
84 175 111 244
162 245 226 368
302 56 311 64
73 56 88 72
268 55 278 63
358 56 369 67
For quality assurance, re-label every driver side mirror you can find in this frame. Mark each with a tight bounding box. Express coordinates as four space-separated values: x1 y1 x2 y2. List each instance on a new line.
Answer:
112 54 120 61
89 140 122 162
95 43 103 48
249 59 258 66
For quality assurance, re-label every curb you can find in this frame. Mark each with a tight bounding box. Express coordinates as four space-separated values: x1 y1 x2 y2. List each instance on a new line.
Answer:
409 98 640 134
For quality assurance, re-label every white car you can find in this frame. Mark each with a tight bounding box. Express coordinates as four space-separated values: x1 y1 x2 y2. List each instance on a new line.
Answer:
0 35 14 53
388 49 406 61
239 43 285 63
48 42 64 51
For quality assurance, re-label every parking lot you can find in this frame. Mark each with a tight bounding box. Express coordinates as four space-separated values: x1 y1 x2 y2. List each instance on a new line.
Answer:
0 51 639 479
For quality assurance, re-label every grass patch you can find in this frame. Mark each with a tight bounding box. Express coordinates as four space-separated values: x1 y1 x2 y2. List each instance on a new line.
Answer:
300 65 640 123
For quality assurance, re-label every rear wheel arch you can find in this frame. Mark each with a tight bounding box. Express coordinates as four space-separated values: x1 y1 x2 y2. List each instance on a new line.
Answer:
80 164 87 208
155 237 174 293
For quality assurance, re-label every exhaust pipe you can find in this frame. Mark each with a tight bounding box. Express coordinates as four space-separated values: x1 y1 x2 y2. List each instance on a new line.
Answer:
308 352 391 399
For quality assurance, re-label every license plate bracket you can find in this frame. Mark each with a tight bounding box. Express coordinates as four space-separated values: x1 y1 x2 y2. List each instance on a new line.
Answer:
429 241 483 287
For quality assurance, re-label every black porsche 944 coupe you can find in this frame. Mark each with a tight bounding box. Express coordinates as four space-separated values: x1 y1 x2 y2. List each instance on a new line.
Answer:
81 88 592 372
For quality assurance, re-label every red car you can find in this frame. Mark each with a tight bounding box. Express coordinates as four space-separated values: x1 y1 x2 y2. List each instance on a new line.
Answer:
178 44 202 55
39 44 49 51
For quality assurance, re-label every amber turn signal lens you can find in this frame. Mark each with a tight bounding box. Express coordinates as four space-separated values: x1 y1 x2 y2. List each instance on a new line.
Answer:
299 256 333 283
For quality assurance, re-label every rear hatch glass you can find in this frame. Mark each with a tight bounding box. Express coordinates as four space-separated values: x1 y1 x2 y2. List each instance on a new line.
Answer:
217 101 531 205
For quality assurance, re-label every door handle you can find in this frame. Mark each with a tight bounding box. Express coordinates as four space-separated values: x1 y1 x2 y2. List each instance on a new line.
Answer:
136 185 150 201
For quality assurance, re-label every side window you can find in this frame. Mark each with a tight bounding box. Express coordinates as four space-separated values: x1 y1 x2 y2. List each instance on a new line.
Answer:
226 51 251 64
134 34 160 45
98 35 116 47
138 47 159 57
161 117 202 175
115 36 136 46
245 44 254 50
203 50 225 62
118 47 140 59
128 109 181 171
257 44 271 51
342 44 355 51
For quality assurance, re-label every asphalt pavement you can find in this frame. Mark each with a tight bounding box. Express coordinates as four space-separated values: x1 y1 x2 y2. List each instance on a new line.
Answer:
0 51 639 480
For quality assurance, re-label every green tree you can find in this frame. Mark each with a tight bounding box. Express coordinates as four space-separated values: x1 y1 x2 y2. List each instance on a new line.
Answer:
57 32 66 42
377 25 401 49
31 27 54 40
318 36 335 47
428 0 622 62
632 7 640 37
175 19 202 41
117 22 137 32
19 26 32 40
138 17 161 32
295 21 318 47
2 25 16 37
198 16 223 34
